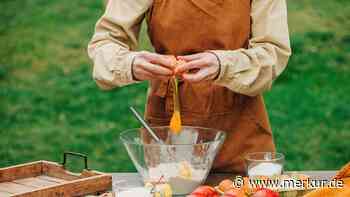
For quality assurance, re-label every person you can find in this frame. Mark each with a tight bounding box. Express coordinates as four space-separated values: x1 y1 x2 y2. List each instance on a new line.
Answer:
88 0 291 174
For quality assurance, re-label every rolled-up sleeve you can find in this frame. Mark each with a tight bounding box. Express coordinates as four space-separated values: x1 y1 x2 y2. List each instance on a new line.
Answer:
211 0 291 96
88 0 152 90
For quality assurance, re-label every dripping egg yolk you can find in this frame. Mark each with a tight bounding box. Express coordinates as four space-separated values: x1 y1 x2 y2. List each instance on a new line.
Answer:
170 110 182 134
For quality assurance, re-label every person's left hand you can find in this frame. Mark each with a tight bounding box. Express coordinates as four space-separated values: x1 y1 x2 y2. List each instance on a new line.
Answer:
175 52 220 83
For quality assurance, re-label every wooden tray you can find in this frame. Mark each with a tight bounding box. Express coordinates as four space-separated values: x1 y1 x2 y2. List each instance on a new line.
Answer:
0 152 112 197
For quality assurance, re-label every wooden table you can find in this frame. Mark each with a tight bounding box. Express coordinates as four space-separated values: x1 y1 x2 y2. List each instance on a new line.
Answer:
111 171 337 191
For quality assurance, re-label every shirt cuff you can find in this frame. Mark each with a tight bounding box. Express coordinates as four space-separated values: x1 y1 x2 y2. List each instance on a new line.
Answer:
108 50 141 86
209 49 252 83
209 49 263 96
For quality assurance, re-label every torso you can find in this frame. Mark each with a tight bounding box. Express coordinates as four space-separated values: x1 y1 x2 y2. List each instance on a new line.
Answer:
145 0 275 174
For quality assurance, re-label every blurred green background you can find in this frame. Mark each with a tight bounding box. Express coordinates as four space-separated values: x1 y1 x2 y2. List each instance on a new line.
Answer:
1 0 349 172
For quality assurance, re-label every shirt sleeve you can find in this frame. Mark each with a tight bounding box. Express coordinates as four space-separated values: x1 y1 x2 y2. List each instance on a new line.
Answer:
87 0 152 90
211 0 291 96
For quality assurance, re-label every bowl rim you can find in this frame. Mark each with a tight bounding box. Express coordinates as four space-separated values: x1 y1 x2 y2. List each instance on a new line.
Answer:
119 126 226 147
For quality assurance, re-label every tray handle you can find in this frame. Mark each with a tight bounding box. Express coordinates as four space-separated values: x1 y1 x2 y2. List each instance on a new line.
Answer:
62 151 89 170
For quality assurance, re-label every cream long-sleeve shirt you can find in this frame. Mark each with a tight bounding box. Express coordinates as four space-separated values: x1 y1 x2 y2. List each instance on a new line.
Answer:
88 0 291 96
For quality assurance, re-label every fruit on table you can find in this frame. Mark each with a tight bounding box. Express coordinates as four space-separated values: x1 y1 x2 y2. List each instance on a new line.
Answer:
188 186 219 197
222 188 247 197
241 177 252 194
304 162 350 197
251 188 279 197
218 179 234 192
219 177 251 194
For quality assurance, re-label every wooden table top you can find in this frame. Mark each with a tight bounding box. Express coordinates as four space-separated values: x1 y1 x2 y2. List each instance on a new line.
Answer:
111 171 337 189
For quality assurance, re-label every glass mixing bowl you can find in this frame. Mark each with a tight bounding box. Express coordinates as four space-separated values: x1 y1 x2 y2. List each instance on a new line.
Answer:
120 126 226 195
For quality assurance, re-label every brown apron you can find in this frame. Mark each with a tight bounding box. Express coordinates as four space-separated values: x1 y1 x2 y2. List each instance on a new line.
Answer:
145 0 275 174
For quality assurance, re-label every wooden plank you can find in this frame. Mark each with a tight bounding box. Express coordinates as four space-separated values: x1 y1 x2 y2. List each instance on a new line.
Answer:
14 174 112 197
0 191 12 197
42 161 105 180
13 177 58 188
80 170 104 178
42 161 79 181
0 182 36 194
0 161 43 182
37 175 67 184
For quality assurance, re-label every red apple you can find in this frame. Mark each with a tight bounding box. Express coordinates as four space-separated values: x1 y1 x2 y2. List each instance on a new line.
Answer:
223 188 247 197
189 186 219 197
252 188 279 197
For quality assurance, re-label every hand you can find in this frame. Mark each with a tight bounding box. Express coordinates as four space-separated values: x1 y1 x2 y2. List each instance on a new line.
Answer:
175 52 220 83
132 52 174 81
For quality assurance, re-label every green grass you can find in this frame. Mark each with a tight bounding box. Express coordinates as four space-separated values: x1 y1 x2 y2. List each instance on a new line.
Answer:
1 0 349 172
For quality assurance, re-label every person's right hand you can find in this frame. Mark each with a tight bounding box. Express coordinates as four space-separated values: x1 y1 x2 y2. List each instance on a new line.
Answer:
132 52 174 81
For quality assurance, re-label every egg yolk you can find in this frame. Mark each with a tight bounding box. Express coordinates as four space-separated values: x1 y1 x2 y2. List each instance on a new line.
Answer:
179 161 192 179
170 110 182 134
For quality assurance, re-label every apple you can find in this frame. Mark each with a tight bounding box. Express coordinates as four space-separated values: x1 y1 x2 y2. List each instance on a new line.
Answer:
189 186 219 197
222 188 247 197
252 188 279 197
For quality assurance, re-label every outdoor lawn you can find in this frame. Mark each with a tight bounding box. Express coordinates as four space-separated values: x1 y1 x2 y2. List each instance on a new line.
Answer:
1 0 349 172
